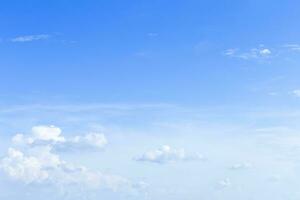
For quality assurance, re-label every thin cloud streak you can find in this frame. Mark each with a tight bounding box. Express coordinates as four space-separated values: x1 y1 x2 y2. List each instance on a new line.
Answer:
11 34 50 42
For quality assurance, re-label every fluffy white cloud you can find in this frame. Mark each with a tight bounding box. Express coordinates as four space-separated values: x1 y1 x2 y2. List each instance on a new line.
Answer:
12 125 65 145
12 125 107 151
32 125 65 143
134 145 204 164
0 148 49 183
259 48 271 56
0 146 132 191
1 127 140 193
12 133 26 145
69 133 107 149
11 34 50 42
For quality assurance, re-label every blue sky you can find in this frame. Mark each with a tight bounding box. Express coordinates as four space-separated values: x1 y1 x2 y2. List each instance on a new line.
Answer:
1 1 300 199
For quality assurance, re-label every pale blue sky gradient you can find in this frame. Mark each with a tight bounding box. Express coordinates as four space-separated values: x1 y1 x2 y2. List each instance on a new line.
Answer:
1 1 300 199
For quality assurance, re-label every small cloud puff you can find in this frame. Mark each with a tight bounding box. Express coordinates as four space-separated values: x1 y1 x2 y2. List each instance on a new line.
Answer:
259 48 271 55
12 125 107 151
134 145 204 164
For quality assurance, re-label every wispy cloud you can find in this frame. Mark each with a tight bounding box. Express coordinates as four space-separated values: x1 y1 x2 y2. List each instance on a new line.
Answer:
224 43 300 61
224 46 272 60
282 44 300 51
11 34 50 42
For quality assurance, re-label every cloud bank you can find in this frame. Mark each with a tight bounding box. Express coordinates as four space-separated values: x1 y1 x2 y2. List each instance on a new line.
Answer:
0 125 140 194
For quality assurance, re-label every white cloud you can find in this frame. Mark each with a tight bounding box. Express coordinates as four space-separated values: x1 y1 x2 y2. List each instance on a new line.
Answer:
32 125 65 143
1 148 49 184
224 46 271 60
1 127 141 193
259 48 271 56
0 147 133 191
12 133 26 145
11 34 50 42
12 125 107 151
134 145 204 164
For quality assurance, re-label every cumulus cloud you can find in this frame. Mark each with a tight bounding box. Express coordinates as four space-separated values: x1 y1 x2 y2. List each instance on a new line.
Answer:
0 146 133 191
11 34 50 42
0 126 141 194
259 48 271 55
12 125 107 151
32 125 65 143
1 148 49 183
224 46 272 60
134 145 204 164
67 133 107 150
